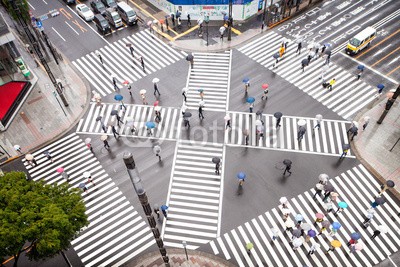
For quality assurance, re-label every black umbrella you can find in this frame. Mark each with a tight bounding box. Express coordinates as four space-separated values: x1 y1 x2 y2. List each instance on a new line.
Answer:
273 52 280 59
274 112 283 118
292 229 302 237
212 157 220 164
301 58 308 65
324 184 334 192
375 196 386 205
186 54 194 61
78 183 86 189
256 110 262 116
386 180 395 188
298 126 306 134
111 110 118 116
325 50 332 56
183 112 192 118
348 126 358 133
342 143 350 150
283 159 292 166
96 116 103 122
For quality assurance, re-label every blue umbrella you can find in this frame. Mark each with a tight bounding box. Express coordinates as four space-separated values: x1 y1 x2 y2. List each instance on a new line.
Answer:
242 77 250 83
198 89 204 93
246 97 255 103
146 121 156 129
357 65 365 70
295 214 303 222
338 201 348 209
224 15 229 21
332 222 341 230
377 84 385 89
114 94 123 101
350 232 361 240
324 43 332 47
237 172 246 180
273 52 280 59
161 204 168 211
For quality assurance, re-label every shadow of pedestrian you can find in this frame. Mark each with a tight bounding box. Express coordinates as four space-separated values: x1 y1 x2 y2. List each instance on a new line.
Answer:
334 158 344 168
280 174 289 184
237 185 243 195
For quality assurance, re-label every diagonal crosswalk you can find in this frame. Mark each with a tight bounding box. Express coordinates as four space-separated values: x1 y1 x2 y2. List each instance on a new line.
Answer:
238 31 377 120
209 164 400 267
22 133 154 267
72 30 186 96
162 140 224 250
186 51 232 112
76 103 181 140
225 112 353 157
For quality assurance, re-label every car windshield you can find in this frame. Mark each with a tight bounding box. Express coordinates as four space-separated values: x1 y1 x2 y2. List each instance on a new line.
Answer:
112 14 120 20
81 6 89 12
97 2 105 8
107 0 114 4
127 10 135 17
349 38 361 47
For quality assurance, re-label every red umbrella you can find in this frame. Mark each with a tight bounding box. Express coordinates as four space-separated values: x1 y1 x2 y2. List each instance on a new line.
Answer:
122 80 130 85
56 167 64 173
154 101 159 106
262 84 269 89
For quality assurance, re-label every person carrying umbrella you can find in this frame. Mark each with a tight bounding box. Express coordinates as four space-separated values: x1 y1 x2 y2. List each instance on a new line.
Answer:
326 240 341 254
274 112 283 128
313 183 324 199
246 242 254 255
198 101 205 120
183 112 191 128
224 115 231 129
308 242 320 255
325 200 334 213
362 116 370 131
161 204 168 218
25 154 38 167
153 204 160 219
243 78 250 92
363 208 375 226
43 150 54 163
318 173 329 185
57 168 69 182
340 144 350 159
271 228 279 240
371 225 386 239
186 53 194 68
314 114 323 130
327 78 336 91
243 129 250 145
297 126 306 142
101 135 110 150
85 138 93 153
140 90 148 105
182 87 188 102
237 172 246 186
212 157 221 175
283 159 292 176
153 145 162 161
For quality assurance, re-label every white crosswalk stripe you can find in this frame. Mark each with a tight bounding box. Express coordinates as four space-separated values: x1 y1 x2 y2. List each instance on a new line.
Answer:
209 164 400 267
186 51 232 112
225 112 354 157
238 31 377 120
76 103 181 140
22 133 154 267
162 141 224 249
72 30 186 96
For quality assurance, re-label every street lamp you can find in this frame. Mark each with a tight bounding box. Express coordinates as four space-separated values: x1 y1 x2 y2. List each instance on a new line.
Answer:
123 152 170 267
182 241 188 260
205 16 210 46
228 0 232 41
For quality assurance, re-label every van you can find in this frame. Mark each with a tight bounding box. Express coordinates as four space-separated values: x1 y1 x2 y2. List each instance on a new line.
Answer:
93 14 111 35
117 2 138 26
105 8 123 28
345 27 376 55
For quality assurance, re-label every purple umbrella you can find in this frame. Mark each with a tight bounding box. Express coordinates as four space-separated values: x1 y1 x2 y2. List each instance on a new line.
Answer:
307 229 316 237
321 220 331 228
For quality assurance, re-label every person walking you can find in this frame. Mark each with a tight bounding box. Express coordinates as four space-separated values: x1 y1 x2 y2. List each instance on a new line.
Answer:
43 150 54 163
246 242 254 255
322 190 332 202
155 110 162 123
327 78 336 91
350 128 358 141
111 125 120 139
301 60 307 73
199 90 204 100
129 46 134 57
112 77 118 91
14 144 23 154
296 41 302 54
184 117 190 128
154 204 160 219
27 156 38 167
161 204 168 218
313 183 324 199
308 243 320 255
279 45 285 58
297 127 306 142
320 44 326 56
61 170 69 182
187 14 191 27
276 117 282 128
371 229 381 239
182 88 187 102
362 116 370 131
357 70 363 80
198 102 205 119
181 104 187 116
171 13 175 26
95 50 103 65
115 114 124 127
325 52 331 65
243 129 250 145
271 228 279 240
140 56 145 71
154 82 161 96
261 88 269 100
340 146 349 159
314 114 323 130
153 145 162 161
249 102 254 113
86 142 94 153
325 200 334 213
215 161 220 175
346 238 356 246
244 81 250 92
127 84 132 97
320 65 329 82
225 118 231 129
103 139 110 150
85 172 96 187
363 208 375 226
141 92 148 105
283 160 292 176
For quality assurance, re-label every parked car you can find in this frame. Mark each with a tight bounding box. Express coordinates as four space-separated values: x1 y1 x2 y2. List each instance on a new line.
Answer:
105 8 123 28
101 0 117 10
76 4 94 21
93 14 111 35
90 1 106 15
117 2 138 26
63 0 76 4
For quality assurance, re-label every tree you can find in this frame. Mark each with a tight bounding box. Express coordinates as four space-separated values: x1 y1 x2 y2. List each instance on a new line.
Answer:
1 0 30 23
0 172 88 267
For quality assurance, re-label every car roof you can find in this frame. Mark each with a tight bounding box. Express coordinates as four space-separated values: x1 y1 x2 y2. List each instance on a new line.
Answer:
76 4 87 8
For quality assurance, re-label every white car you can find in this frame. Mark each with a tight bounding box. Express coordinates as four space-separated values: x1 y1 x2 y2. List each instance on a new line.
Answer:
76 4 94 21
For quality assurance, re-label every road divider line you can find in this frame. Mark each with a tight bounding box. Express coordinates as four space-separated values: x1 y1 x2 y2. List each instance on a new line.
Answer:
65 21 79 35
371 46 400 67
52 27 66 41
386 65 400 76
355 29 400 59
28 2 35 10
172 25 199 41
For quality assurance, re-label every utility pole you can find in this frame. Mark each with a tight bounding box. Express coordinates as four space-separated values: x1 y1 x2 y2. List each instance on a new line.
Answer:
228 0 232 41
123 153 170 267
377 84 400 124
9 0 69 107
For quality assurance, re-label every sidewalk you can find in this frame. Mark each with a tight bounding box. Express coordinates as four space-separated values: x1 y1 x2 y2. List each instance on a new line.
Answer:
125 249 236 267
0 23 90 162
352 96 400 197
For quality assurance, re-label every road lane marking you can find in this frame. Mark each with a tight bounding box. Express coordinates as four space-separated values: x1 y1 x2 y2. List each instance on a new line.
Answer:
65 21 79 35
42 0 47 4
355 29 400 59
28 2 35 10
52 27 66 41
371 46 400 67
387 65 400 76
59 8 72 20
72 19 87 32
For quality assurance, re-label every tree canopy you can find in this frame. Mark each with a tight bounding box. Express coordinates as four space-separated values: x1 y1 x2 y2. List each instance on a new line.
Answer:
1 0 30 23
0 171 88 267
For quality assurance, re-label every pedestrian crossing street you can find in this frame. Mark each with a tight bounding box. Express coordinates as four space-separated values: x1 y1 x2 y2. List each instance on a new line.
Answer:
225 112 354 157
186 51 232 112
72 29 186 96
209 164 400 267
238 31 377 120
162 140 224 249
76 103 181 140
22 133 154 267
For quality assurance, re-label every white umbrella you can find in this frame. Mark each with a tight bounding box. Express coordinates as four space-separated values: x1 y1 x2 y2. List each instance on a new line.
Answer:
219 26 226 34
316 183 324 190
199 100 205 106
182 87 188 93
282 208 291 215
377 225 388 234
224 115 231 121
83 171 91 178
152 78 160 83
297 119 307 126
152 19 158 24
352 121 359 128
292 238 303 248
315 114 323 121
84 138 92 144
285 219 295 228
255 120 263 126
93 93 101 100
154 106 161 111
140 89 147 94
25 154 34 161
197 18 203 25
279 196 288 204
319 173 329 181
100 135 108 141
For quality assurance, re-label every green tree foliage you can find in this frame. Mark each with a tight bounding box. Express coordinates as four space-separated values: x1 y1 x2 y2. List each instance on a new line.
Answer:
0 172 88 267
1 0 30 23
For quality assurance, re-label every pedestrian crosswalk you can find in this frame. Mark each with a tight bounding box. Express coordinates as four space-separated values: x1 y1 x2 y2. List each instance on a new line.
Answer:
76 103 181 140
72 30 186 96
162 140 224 249
22 133 154 267
186 51 232 112
225 112 354 157
238 31 377 120
209 164 400 267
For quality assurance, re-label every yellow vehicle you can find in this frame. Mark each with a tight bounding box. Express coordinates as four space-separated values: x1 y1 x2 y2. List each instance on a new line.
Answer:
345 27 377 55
